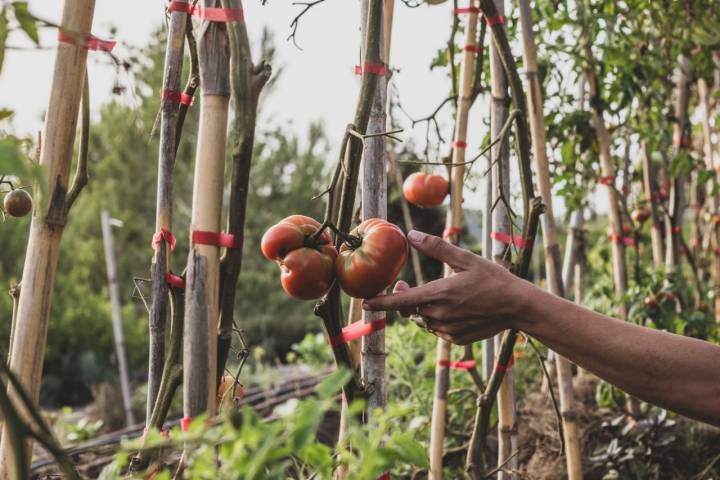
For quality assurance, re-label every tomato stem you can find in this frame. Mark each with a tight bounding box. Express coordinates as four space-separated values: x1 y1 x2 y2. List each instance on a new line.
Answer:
327 223 362 249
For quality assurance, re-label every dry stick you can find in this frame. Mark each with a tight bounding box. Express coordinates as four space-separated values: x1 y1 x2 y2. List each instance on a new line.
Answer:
314 0 384 405
391 157 424 284
147 0 189 426
466 0 541 474
516 1 582 477
487 2 516 475
7 283 20 362
183 0 232 423
0 0 96 475
698 79 720 322
217 0 272 385
429 5 479 479
358 0 391 416
562 210 588 381
665 55 692 284
641 143 665 268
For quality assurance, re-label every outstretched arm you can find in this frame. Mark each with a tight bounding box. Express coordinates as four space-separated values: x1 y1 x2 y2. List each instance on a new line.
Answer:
363 230 720 427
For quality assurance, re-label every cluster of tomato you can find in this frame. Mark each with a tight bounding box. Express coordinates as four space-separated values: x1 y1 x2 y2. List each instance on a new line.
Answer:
261 215 408 300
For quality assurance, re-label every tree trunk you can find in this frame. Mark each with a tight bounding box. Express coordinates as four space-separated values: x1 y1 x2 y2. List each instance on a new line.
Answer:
147 0 189 426
516 1 581 476
183 0 231 422
429 4 479 478
0 0 95 475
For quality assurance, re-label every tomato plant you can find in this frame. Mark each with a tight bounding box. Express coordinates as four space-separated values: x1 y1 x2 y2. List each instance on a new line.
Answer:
335 219 408 299
261 215 337 300
402 172 449 208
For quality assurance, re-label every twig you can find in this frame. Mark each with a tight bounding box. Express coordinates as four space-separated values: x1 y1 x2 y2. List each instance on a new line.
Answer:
65 70 90 212
287 0 328 49
527 338 565 455
482 450 520 478
175 17 200 153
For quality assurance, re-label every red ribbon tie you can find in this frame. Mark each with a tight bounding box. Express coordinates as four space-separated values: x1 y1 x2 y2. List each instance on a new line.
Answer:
443 226 461 240
437 359 476 370
180 417 192 433
329 318 386 347
491 231 529 249
162 89 194 106
58 30 116 52
355 63 387 76
192 231 243 249
168 1 244 22
463 44 483 53
453 140 467 149
454 7 481 14
494 355 514 373
152 228 177 252
166 272 186 289
610 234 635 247
598 175 615 186
486 15 506 26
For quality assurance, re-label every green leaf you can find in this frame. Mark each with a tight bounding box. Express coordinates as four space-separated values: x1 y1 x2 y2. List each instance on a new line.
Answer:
11 2 38 45
390 432 430 468
0 109 12 121
316 367 352 400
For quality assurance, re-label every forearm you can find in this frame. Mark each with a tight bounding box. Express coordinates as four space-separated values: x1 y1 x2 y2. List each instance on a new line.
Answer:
514 280 720 426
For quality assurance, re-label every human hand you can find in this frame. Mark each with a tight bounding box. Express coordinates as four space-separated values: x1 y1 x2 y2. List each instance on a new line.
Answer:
362 230 530 345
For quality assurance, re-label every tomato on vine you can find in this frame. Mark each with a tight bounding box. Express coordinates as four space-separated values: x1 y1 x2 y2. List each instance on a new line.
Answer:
3 189 32 218
261 215 337 300
335 219 408 299
402 172 449 208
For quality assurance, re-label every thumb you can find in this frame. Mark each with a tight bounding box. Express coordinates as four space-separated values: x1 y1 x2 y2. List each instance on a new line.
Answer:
393 280 410 294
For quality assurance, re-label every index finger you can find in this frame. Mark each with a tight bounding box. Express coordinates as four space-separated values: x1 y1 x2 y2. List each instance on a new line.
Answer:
362 281 441 312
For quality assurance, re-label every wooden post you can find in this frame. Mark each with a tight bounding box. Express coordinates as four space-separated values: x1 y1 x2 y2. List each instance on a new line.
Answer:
665 56 692 280
147 0 189 426
429 4 478 478
101 211 136 427
517 1 582 476
359 0 393 414
699 78 720 322
183 0 231 422
0 0 95 475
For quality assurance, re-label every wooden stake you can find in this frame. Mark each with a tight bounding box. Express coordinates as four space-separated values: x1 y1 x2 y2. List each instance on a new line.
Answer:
101 211 135 427
429 4 478 478
641 143 665 268
0 0 95 475
183 0 231 421
517 1 581 476
147 0 189 426
359 0 392 414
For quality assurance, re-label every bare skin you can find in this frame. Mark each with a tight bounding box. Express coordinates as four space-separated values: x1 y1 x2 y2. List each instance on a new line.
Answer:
363 230 720 427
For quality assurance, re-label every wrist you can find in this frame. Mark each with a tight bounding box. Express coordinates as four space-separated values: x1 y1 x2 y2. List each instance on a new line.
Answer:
504 276 541 332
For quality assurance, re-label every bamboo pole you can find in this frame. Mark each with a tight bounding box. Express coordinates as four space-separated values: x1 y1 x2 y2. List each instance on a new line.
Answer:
481 166 494 380
183 0 231 421
359 0 392 415
516 1 581 476
101 211 135 427
487 2 517 476
641 143 665 268
0 0 95 475
665 56 691 280
428 4 478 478
699 78 720 322
147 0 189 426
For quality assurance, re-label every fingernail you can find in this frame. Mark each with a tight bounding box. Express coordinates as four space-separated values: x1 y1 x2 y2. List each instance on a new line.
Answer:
407 230 426 244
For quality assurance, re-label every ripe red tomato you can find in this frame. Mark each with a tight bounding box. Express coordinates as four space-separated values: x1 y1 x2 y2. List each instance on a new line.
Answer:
335 219 408 299
261 215 337 300
3 189 32 218
402 172 449 208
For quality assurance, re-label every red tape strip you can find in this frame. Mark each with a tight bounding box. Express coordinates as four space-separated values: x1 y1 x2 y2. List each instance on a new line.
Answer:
161 89 194 106
377 473 391 480
491 231 529 249
672 225 681 234
437 359 476 370
180 417 192 433
192 231 243 249
166 272 186 289
494 355 514 373
443 226 461 240
610 234 635 247
454 7 481 14
453 140 467 149
57 30 116 52
486 15 506 26
355 63 387 76
168 1 244 22
598 175 615 186
329 318 386 347
152 228 177 252
463 44 483 53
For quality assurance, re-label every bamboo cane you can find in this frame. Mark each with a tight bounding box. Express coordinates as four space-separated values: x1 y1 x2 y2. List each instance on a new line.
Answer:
359 0 392 414
641 143 665 268
147 0 189 426
428 5 478 478
481 166 494 380
0 0 95 475
698 79 720 322
516 1 581 476
487 2 517 476
183 0 231 422
665 56 691 280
